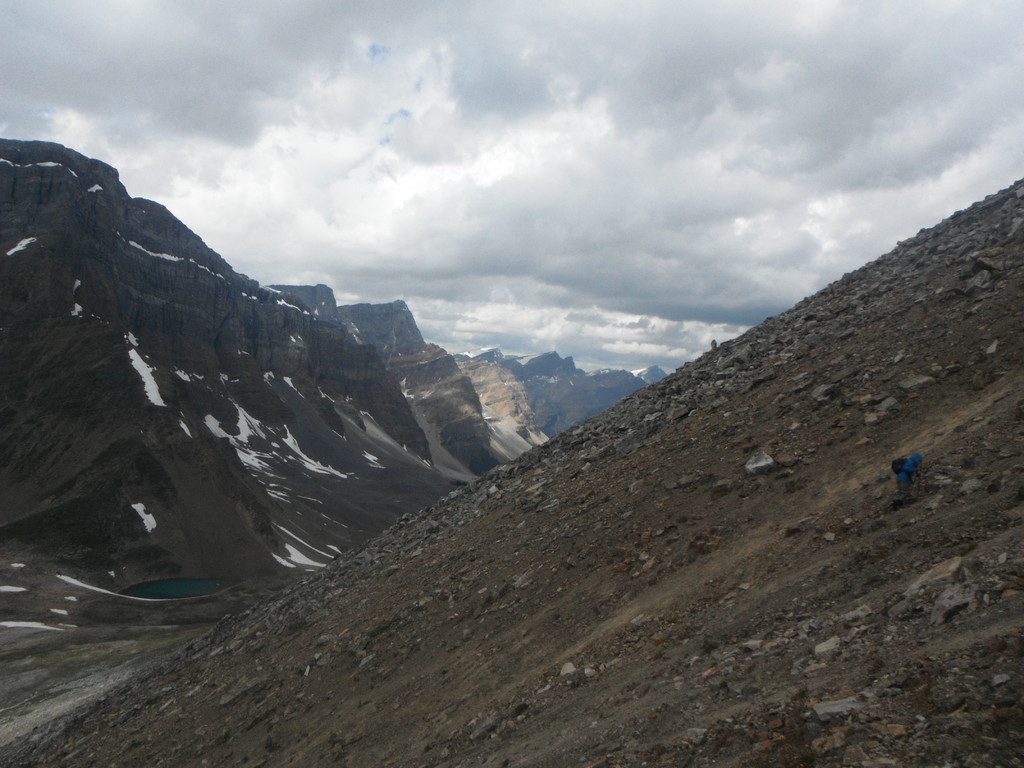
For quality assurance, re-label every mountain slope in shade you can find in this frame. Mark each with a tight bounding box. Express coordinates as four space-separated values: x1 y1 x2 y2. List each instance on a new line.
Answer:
271 286 534 476
269 287 651 465
11 175 1024 765
0 139 454 586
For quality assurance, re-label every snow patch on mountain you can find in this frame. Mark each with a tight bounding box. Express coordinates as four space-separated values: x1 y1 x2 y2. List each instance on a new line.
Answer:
131 503 156 533
0 622 63 632
266 486 291 503
129 240 183 263
55 575 156 602
0 158 76 177
281 427 350 478
274 525 335 562
5 237 37 256
282 543 327 568
128 348 166 407
362 450 384 469
276 297 308 314
204 407 275 474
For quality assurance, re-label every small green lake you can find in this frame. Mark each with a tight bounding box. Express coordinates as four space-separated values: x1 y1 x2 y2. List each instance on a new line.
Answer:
119 578 233 599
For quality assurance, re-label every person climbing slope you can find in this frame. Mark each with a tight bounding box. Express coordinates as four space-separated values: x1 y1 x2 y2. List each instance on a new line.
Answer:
891 452 923 509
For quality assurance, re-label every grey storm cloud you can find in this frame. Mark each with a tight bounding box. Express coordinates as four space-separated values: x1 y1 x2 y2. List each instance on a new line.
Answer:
3 0 1024 371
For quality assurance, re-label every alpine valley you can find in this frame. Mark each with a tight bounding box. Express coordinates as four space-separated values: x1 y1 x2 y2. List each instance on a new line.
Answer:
2 139 1023 766
0 139 650 589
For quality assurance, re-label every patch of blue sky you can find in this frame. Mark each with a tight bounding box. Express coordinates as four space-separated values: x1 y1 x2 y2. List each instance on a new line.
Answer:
386 108 411 125
367 43 391 63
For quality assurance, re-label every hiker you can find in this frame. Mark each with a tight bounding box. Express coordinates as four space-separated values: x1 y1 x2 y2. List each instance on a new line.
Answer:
891 452 923 509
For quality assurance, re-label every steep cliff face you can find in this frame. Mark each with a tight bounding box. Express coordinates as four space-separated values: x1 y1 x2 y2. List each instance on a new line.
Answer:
455 353 549 460
471 349 648 436
272 288 525 476
334 300 428 357
338 302 504 475
0 140 452 585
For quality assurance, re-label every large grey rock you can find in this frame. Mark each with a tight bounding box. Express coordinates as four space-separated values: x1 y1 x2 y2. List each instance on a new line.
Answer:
930 583 977 625
899 374 936 392
812 696 864 721
905 556 963 598
745 451 777 475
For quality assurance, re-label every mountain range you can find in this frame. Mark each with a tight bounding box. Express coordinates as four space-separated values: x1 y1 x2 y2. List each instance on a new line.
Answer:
3 141 1022 766
0 138 655 590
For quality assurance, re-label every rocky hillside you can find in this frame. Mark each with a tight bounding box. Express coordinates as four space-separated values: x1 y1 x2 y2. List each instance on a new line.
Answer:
9 177 1023 765
0 139 454 587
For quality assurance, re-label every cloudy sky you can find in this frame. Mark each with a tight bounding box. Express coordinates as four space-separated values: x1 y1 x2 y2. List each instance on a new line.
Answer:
4 1 1024 371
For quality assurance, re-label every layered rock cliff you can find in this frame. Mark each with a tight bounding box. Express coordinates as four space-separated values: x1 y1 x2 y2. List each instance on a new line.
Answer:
467 349 648 436
454 353 549 459
271 287 529 476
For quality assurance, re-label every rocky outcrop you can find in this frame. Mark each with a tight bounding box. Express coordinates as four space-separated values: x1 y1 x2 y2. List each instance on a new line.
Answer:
333 299 428 358
0 140 453 585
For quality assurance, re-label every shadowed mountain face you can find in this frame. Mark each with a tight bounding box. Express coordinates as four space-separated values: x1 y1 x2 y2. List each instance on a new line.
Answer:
9 168 1023 764
270 288 544 476
274 285 652 454
0 139 454 586
334 300 505 475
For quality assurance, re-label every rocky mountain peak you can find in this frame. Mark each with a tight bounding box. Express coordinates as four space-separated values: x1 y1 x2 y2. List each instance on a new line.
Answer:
336 299 426 358
270 283 340 318
635 364 669 384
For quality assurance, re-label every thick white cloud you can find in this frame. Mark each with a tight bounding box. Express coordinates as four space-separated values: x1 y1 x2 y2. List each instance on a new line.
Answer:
3 0 1024 370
